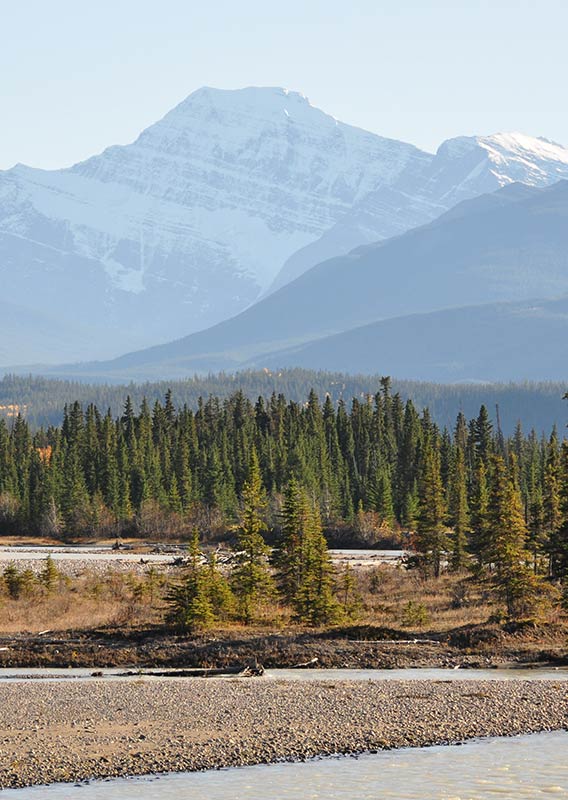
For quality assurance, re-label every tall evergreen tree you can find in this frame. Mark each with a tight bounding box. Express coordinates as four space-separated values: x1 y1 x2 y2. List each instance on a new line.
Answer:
416 441 447 577
487 455 540 618
166 529 213 631
232 450 273 623
448 444 469 571
292 502 339 625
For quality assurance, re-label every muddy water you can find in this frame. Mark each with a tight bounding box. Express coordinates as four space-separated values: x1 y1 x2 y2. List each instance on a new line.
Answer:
4 731 567 798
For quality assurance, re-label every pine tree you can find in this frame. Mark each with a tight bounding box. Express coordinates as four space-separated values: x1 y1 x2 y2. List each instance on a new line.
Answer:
166 529 213 631
416 442 448 577
232 450 274 623
487 455 541 618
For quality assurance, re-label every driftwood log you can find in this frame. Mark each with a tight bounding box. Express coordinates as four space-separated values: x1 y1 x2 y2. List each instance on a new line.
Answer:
116 663 265 679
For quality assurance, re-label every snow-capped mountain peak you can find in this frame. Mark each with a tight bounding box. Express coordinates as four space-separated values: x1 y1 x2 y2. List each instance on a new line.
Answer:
434 131 568 188
2 87 568 366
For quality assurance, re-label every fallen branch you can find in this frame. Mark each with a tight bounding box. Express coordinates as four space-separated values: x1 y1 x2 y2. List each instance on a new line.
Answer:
290 657 319 669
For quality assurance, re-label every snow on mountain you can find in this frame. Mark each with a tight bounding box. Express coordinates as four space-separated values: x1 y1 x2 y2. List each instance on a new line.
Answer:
268 131 568 291
70 86 430 292
2 86 568 365
0 86 430 362
54 180 568 384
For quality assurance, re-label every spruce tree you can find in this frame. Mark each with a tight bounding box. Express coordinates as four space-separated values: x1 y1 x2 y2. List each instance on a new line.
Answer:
166 529 213 631
41 555 60 594
448 445 469 571
205 552 235 620
232 450 274 623
487 455 540 618
550 441 568 586
336 563 361 619
469 459 490 568
292 502 339 625
474 405 493 465
416 442 447 577
275 477 307 604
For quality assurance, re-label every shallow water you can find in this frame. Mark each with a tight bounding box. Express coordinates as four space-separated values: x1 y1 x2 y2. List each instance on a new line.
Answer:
4 731 567 799
0 665 566 682
264 665 568 682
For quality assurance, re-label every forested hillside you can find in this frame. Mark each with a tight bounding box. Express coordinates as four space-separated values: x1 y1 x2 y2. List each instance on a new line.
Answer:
1 371 567 434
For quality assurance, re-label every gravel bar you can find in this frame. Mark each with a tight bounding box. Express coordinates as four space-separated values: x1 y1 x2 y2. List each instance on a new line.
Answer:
0 678 566 788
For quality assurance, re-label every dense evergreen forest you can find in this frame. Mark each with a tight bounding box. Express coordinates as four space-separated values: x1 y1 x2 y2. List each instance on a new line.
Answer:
1 370 567 434
0 378 568 619
1 379 568 617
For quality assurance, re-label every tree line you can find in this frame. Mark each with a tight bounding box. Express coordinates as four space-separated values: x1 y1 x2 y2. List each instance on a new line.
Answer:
0 379 567 620
2 370 567 434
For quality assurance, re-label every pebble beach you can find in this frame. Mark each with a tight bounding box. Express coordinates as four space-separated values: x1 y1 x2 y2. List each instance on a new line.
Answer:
0 677 566 789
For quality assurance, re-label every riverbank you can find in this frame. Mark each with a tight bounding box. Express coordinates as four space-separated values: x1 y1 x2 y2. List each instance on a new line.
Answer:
0 678 566 789
0 621 566 671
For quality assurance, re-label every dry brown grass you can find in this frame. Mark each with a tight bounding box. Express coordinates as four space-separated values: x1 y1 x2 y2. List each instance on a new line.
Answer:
0 560 564 636
0 567 168 633
355 566 537 631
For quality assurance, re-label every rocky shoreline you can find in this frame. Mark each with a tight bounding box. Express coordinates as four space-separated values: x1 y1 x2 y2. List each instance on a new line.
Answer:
0 678 566 789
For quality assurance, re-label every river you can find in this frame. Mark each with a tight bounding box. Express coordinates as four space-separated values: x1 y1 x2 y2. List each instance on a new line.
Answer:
3 730 566 798
0 666 566 682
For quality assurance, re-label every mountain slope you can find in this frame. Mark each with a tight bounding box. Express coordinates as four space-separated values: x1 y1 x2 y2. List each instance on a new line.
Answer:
0 301 93 366
56 180 568 381
3 85 568 366
0 87 429 361
250 296 568 382
268 132 568 291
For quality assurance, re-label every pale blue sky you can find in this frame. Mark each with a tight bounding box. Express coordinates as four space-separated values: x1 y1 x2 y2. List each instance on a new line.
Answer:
2 0 567 170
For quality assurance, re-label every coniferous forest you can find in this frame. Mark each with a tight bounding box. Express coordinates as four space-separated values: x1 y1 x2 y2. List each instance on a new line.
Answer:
1 370 567 434
1 379 568 621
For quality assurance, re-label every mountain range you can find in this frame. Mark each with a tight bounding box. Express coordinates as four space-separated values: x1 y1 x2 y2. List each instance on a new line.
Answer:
44 179 568 383
3 86 568 367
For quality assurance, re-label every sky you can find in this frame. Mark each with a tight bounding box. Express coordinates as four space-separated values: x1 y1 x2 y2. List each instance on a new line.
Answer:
1 0 567 170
